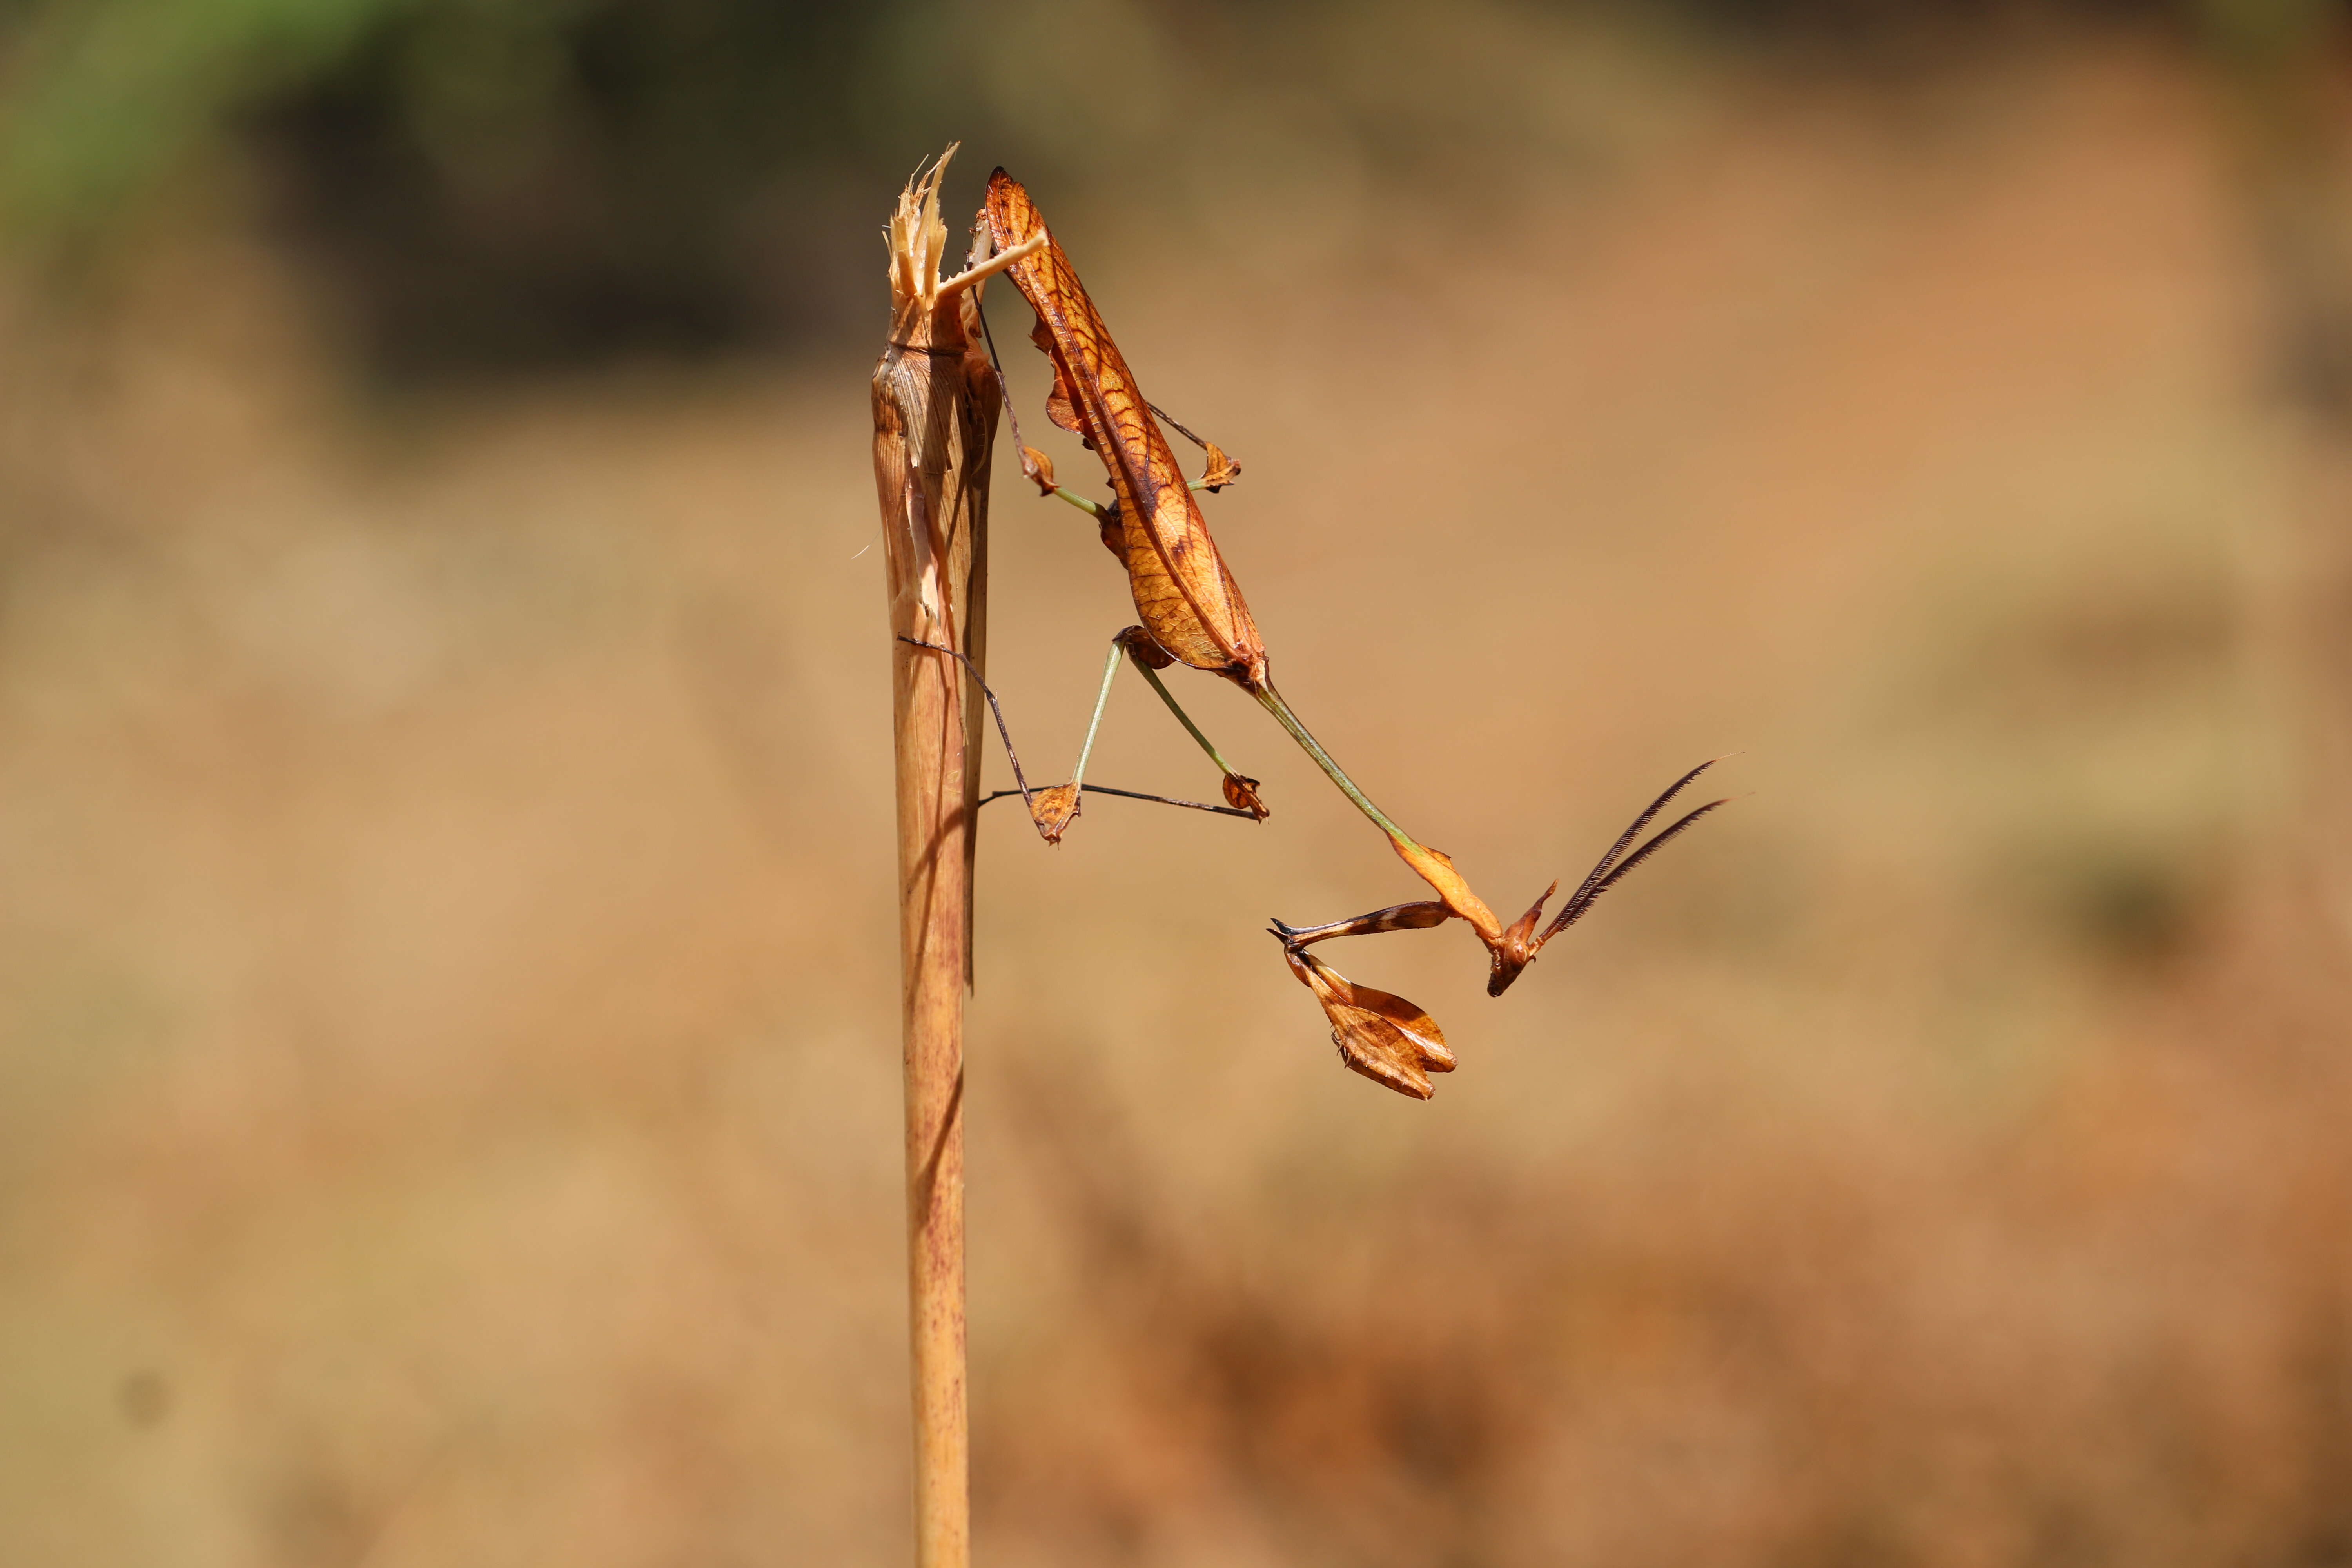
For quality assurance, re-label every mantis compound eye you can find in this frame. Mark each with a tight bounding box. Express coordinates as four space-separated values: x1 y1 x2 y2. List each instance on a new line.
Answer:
1486 949 1532 997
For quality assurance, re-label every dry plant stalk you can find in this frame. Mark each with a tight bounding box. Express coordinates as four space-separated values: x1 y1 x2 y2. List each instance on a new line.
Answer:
869 146 1036 1568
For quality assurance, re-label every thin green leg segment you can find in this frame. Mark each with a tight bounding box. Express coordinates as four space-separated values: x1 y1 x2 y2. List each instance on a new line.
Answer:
1251 682 1421 850
1068 639 1123 789
1128 655 1248 779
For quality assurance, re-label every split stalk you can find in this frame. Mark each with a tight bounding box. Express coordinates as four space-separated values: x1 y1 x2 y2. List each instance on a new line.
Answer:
871 147 1007 1568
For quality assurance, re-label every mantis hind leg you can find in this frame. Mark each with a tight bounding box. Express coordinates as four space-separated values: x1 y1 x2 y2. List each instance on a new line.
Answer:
1144 402 1241 492
898 635 1261 840
1116 628 1269 819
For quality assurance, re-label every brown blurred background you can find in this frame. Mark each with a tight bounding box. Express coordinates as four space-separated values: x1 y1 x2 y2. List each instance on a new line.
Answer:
5 1 2352 1563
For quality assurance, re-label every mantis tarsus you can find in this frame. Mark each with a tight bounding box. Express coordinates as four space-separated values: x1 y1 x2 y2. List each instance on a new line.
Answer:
907 167 1730 1100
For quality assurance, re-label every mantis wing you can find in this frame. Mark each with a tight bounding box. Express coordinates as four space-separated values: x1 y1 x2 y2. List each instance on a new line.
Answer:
983 170 1270 691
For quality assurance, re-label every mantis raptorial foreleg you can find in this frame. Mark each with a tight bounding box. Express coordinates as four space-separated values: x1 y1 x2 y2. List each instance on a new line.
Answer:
1268 761 1730 988
1270 902 1454 947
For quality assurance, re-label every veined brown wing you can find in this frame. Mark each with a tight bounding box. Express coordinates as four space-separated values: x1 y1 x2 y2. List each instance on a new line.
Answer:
983 170 1268 689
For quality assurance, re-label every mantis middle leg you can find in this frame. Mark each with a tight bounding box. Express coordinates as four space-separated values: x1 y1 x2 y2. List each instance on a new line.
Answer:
900 630 1267 844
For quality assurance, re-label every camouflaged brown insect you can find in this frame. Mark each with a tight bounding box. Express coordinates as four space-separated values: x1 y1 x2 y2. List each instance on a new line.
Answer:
971 167 1731 1097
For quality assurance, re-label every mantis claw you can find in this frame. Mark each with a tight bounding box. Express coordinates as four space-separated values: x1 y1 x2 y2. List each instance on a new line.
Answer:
1273 933 1455 1101
1272 900 1456 949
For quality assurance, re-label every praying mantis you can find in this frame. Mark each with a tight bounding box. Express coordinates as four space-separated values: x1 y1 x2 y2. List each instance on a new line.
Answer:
908 165 1728 1100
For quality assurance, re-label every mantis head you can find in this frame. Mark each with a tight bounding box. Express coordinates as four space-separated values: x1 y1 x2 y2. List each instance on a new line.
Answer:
1478 759 1734 996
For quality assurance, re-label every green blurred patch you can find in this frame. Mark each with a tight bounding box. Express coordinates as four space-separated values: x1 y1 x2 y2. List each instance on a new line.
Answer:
0 0 2263 270
4 0 2198 382
0 950 175 1181
0 0 398 230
